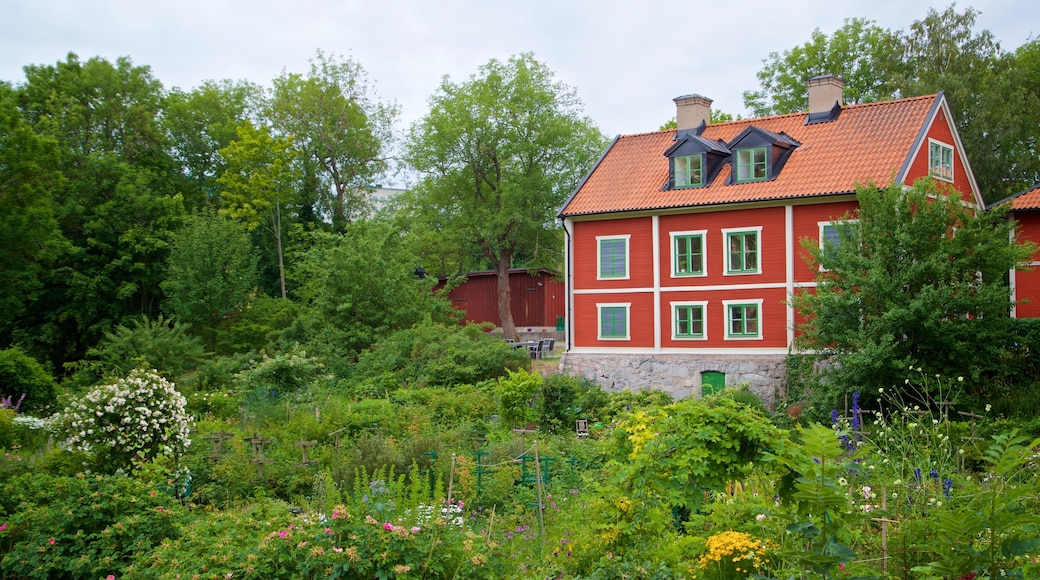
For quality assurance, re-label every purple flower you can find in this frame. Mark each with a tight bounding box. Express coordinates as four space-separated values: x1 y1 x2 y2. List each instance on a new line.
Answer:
831 409 839 425
943 478 953 498
914 468 922 483
929 468 939 479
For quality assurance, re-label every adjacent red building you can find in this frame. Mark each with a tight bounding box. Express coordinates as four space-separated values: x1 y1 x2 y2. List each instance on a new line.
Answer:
436 268 564 329
997 185 1040 319
557 76 984 401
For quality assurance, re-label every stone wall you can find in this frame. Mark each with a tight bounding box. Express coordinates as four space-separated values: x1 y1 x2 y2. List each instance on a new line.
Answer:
559 352 787 408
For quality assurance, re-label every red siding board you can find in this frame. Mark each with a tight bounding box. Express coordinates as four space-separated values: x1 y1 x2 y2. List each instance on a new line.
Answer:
437 270 564 327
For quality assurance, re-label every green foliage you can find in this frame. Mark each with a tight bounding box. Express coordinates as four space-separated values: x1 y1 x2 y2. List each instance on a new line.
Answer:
269 50 398 228
289 226 461 371
541 373 610 433
162 208 259 339
72 314 204 384
767 424 869 577
912 430 1040 578
0 346 58 413
794 180 1035 413
0 471 187 579
402 52 607 336
235 348 326 405
495 368 543 428
351 322 526 392
52 368 193 472
608 396 787 512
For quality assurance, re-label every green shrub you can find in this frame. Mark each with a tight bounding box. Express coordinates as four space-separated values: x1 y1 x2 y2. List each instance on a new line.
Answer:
0 472 187 579
235 348 326 406
541 373 610 433
73 315 205 384
0 346 58 413
495 368 543 428
351 322 528 390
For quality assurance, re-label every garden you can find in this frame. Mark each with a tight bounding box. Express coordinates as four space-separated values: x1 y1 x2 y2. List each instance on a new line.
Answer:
0 321 1038 580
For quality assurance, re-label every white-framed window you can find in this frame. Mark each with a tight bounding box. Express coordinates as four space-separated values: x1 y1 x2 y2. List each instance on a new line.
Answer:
597 303 631 340
928 139 954 182
671 301 708 340
723 299 763 340
597 235 630 280
818 220 857 271
735 146 769 182
670 230 707 277
722 226 762 275
674 154 704 188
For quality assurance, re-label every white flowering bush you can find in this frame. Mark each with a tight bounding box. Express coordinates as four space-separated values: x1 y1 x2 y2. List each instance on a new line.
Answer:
53 368 192 469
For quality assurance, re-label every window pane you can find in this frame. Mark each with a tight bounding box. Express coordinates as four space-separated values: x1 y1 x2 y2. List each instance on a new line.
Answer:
729 305 743 334
745 306 758 334
744 234 757 270
675 157 689 186
690 307 703 335
600 239 625 277
729 234 742 271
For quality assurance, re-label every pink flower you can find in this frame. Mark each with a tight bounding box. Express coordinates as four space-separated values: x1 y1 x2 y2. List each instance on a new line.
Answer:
333 547 343 553
107 576 115 580
278 530 289 539
324 527 333 535
48 538 55 545
383 522 394 531
410 526 420 533
756 514 767 521
0 523 6 531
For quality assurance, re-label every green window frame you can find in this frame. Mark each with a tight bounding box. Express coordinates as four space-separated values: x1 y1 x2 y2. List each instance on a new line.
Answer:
672 231 706 276
674 154 704 188
735 146 769 182
724 300 761 339
597 235 629 279
929 140 954 181
598 304 630 340
672 302 707 339
724 228 760 275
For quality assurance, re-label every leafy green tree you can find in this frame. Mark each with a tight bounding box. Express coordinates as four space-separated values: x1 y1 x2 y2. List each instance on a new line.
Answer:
403 53 607 339
218 121 301 298
743 17 904 116
162 79 263 208
269 50 398 228
286 222 456 372
793 180 1036 410
14 53 184 367
0 83 69 340
162 209 258 348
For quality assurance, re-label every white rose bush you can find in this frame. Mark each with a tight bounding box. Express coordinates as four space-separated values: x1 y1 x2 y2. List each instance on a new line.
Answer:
54 368 192 469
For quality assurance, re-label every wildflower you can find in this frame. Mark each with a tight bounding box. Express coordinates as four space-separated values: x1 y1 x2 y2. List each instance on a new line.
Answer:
383 522 394 531
929 468 939 479
393 564 411 574
0 523 6 531
756 514 767 521
48 538 55 545
985 404 992 412
332 547 343 553
914 468 922 483
943 478 953 498
278 530 289 539
324 528 332 534
411 526 420 533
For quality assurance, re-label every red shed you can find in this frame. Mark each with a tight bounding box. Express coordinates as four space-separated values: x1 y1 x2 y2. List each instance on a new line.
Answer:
436 268 564 329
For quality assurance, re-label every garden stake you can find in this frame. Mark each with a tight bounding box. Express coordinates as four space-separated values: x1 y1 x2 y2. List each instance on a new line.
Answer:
534 440 545 542
487 505 496 541
447 452 457 505
204 431 233 462
246 433 272 479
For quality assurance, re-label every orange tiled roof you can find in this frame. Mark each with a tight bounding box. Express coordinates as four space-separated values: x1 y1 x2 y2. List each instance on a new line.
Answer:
561 95 939 216
1011 185 1040 211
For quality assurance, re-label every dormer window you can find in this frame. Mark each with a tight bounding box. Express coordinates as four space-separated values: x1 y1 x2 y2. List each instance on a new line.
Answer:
674 154 703 188
735 146 769 182
725 126 800 185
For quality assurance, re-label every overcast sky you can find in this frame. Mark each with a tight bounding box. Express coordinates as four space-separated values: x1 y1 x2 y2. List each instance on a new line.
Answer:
2 0 1035 140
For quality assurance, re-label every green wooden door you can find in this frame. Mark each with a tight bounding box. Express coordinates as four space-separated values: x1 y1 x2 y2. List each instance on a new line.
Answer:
701 371 726 397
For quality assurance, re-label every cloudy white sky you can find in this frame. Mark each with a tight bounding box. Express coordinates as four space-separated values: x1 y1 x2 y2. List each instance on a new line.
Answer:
2 0 1035 140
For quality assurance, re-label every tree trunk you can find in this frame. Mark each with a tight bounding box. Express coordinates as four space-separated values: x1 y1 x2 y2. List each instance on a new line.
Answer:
274 200 287 299
495 253 518 341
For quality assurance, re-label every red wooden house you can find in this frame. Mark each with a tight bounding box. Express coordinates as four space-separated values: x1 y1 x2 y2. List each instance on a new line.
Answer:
435 268 565 330
997 185 1040 319
558 76 984 402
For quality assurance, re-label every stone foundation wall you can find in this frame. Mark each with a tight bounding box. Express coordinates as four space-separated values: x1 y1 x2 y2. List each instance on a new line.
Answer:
559 352 787 408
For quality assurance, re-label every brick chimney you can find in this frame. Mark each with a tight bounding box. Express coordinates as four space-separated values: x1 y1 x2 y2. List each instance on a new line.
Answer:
674 94 712 133
807 74 844 115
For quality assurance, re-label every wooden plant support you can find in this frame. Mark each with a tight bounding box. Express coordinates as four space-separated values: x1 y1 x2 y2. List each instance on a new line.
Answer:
246 433 272 479
294 439 318 467
328 427 346 450
204 431 234 462
533 440 546 541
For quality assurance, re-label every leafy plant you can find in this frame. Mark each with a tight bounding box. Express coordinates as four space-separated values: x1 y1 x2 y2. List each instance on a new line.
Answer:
495 368 543 428
0 346 58 413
